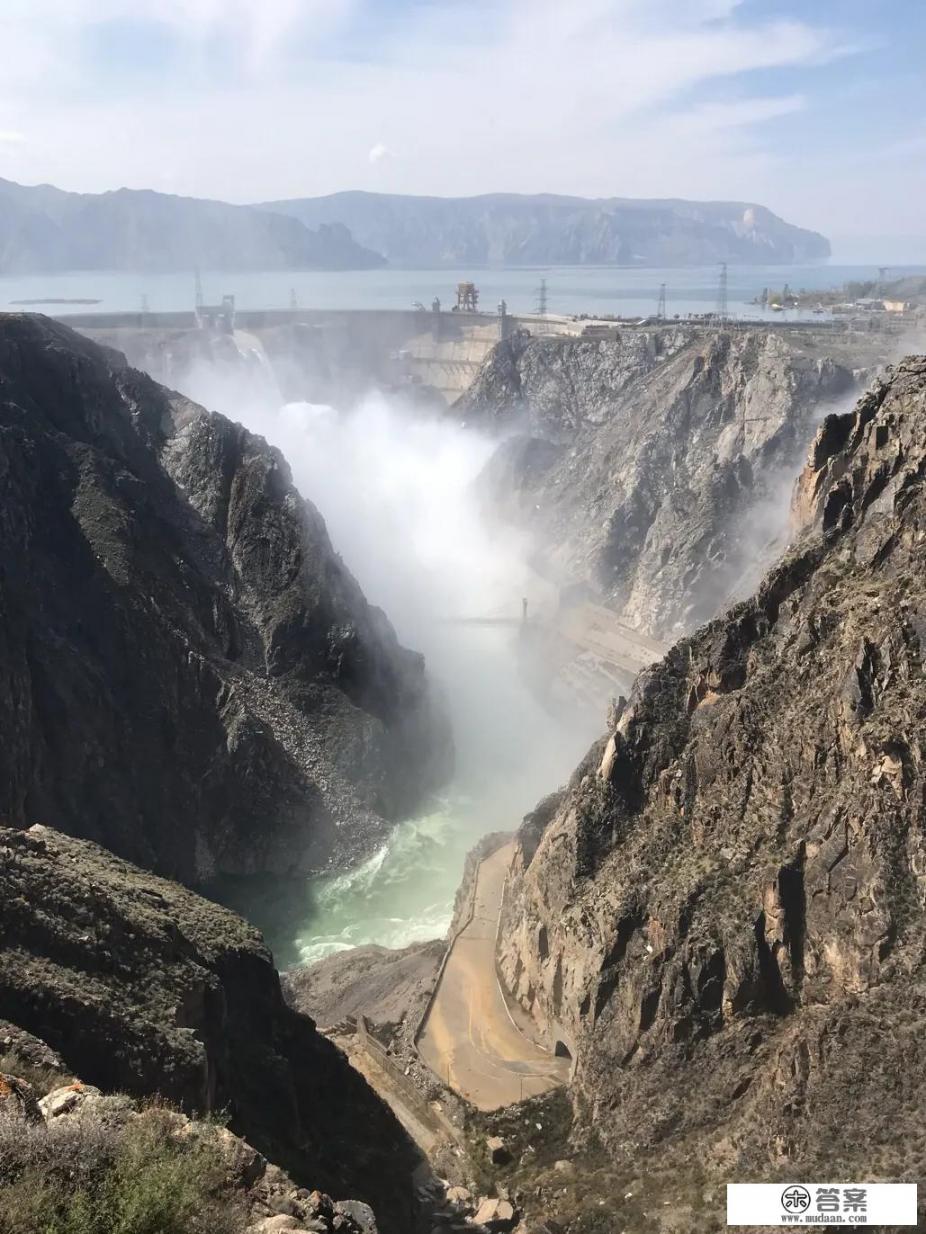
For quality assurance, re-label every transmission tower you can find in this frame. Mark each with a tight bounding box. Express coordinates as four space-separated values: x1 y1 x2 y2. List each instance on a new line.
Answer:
289 287 299 310
536 277 548 316
194 268 204 311
716 262 728 324
140 293 150 317
656 283 667 321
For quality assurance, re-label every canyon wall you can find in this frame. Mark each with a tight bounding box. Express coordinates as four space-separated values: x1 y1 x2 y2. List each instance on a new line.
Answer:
496 356 926 1187
0 314 450 881
466 327 882 640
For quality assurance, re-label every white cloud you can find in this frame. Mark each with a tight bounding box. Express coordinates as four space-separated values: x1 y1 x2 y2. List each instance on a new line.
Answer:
0 130 26 144
0 0 895 241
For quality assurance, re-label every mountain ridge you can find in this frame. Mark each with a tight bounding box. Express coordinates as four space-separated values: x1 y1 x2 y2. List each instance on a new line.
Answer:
0 177 385 274
260 189 831 267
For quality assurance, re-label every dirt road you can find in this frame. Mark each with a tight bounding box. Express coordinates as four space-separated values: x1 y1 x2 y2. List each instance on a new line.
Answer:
417 843 569 1111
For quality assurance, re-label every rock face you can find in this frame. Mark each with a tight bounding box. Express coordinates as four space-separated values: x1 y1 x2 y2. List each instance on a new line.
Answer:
262 192 830 266
0 314 450 881
496 357 926 1187
0 176 385 273
0 824 414 1232
77 324 321 423
466 328 866 640
282 941 444 1031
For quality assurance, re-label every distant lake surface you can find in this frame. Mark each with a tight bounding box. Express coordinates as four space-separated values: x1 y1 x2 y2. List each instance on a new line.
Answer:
2 263 924 321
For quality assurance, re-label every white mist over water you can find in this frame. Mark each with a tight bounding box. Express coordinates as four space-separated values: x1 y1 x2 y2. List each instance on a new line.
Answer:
224 390 601 969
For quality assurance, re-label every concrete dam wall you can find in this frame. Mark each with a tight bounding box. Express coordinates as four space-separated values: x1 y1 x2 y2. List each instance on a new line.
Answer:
64 303 861 417
70 308 509 409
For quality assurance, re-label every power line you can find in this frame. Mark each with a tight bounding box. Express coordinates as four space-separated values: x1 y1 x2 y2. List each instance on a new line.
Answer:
536 277 548 316
716 262 728 324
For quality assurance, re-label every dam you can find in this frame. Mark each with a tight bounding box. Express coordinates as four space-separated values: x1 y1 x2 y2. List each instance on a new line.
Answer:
52 299 862 411
62 304 516 407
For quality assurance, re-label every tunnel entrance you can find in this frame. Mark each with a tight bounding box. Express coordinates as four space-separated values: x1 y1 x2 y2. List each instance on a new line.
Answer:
554 1040 573 1060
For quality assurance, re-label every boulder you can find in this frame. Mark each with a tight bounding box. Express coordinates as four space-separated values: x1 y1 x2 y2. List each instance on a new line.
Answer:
213 1125 268 1188
486 1135 511 1165
0 1072 43 1124
334 1199 378 1232
445 1185 474 1210
0 1020 68 1079
473 1198 517 1232
39 1082 103 1120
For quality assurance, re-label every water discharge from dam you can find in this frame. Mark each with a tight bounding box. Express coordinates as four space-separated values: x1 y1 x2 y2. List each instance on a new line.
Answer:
218 388 601 969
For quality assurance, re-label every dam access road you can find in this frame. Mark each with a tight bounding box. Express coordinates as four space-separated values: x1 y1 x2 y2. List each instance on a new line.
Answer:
417 843 570 1110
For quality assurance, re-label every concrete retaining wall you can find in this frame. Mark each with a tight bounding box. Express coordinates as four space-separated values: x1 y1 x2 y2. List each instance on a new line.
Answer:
356 1015 464 1146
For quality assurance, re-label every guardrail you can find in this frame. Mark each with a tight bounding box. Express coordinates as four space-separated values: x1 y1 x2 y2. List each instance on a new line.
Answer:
355 1015 464 1146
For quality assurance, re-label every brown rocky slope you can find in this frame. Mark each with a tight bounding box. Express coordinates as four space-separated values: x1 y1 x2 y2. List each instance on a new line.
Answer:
0 313 450 881
496 356 926 1213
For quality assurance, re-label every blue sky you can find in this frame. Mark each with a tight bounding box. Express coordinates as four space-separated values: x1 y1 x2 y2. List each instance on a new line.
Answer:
0 0 923 258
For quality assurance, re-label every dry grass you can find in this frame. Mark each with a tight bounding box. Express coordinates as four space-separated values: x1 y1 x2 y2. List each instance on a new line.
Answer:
0 1053 70 1099
0 1100 245 1234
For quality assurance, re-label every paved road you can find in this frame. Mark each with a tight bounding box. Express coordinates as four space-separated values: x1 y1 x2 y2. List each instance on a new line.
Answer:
417 843 569 1111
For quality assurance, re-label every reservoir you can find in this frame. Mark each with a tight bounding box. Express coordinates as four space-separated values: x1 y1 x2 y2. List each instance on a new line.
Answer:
4 262 923 321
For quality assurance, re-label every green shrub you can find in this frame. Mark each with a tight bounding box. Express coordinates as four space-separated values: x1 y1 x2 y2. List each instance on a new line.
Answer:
0 1106 245 1234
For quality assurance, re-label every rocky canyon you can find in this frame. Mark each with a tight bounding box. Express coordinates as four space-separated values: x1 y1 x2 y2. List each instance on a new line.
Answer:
494 355 926 1227
0 315 450 884
2 308 924 1234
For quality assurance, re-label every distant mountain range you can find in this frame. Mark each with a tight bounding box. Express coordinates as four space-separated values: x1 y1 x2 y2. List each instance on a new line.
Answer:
0 177 829 274
0 179 385 274
260 191 830 267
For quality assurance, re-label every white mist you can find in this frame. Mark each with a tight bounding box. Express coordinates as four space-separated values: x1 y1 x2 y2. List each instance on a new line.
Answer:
225 391 600 966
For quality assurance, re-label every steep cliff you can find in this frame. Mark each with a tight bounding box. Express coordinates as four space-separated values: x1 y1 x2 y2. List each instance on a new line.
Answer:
496 357 926 1204
262 192 829 267
0 824 413 1232
467 328 871 640
0 314 449 881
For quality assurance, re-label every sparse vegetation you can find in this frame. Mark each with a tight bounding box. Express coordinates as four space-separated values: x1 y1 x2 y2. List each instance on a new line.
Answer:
0 1053 70 1099
0 1102 245 1234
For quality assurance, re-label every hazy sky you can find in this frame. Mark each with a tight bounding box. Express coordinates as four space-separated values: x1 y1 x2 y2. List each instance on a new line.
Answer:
0 0 923 259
